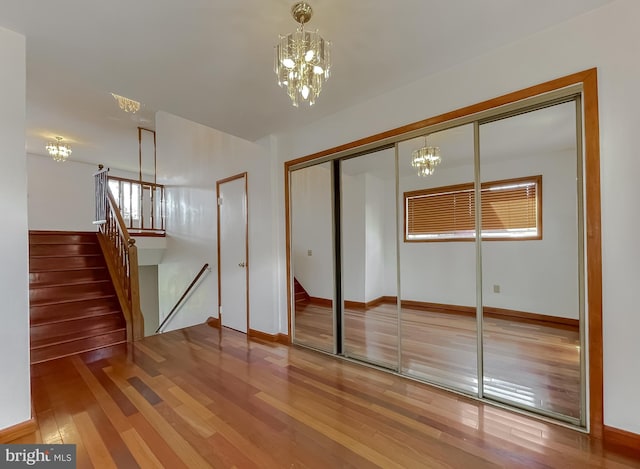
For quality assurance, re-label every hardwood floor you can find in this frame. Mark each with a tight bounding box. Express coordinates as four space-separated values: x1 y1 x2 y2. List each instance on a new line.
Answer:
16 323 639 468
295 301 581 419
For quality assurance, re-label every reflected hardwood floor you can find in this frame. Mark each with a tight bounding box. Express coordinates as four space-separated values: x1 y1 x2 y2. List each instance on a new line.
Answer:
15 324 639 468
295 302 580 418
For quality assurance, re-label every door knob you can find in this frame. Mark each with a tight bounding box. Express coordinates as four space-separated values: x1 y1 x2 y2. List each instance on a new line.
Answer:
238 262 246 267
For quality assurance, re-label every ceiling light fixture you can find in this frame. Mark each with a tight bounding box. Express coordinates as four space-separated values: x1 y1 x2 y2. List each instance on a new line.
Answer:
274 2 331 107
46 136 72 162
411 136 441 176
111 93 141 113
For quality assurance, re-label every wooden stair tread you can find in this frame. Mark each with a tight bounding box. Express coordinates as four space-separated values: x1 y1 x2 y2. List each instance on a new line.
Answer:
30 293 117 308
30 255 107 271
31 309 122 327
29 265 107 273
30 253 102 258
30 331 127 364
31 320 126 349
29 278 110 289
29 232 98 243
31 279 111 288
30 300 122 326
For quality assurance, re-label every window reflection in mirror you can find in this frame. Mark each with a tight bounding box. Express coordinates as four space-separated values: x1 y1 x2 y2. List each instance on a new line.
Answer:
397 124 479 393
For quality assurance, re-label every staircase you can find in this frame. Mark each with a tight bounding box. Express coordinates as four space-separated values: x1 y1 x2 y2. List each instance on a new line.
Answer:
293 277 310 304
29 231 127 364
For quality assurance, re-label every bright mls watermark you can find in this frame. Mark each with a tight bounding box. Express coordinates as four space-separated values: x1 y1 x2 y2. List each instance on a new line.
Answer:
0 445 75 468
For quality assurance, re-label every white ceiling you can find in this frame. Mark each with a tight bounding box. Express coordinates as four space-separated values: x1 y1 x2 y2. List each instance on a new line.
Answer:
0 0 612 173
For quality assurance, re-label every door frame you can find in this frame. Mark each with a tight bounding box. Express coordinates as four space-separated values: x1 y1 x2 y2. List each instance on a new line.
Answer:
216 172 249 332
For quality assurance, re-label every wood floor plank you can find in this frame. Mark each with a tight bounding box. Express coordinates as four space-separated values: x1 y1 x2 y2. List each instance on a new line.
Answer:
72 411 118 469
256 391 406 468
103 367 214 469
127 412 188 469
20 324 640 468
70 356 132 434
120 428 164 469
133 341 166 363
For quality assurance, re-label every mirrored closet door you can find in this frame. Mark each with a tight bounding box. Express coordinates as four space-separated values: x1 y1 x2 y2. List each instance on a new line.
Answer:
290 162 336 353
340 148 398 368
287 92 586 428
397 124 479 394
479 101 584 423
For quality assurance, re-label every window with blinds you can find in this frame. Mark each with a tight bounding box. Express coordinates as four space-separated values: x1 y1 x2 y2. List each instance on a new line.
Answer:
405 175 542 241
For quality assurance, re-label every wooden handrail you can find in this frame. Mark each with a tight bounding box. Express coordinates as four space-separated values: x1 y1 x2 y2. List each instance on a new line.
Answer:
108 174 165 190
94 166 144 341
156 263 210 334
107 175 165 234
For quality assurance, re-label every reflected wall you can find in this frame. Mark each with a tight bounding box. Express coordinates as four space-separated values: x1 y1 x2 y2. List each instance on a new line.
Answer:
479 102 582 421
341 148 398 368
290 163 335 352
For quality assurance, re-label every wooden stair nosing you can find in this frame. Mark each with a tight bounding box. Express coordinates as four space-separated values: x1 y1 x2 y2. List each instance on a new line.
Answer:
29 277 109 289
29 231 98 243
29 296 121 317
30 266 108 278
29 293 118 308
30 257 106 271
31 325 127 350
29 265 107 274
29 253 102 259
30 336 127 365
30 309 123 327
30 278 111 288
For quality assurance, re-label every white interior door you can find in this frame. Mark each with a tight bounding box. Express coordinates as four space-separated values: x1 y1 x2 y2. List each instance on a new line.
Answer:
218 175 248 333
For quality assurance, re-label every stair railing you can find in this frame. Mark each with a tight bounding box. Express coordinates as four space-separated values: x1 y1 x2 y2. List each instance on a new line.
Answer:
94 165 144 341
156 263 211 334
107 175 165 235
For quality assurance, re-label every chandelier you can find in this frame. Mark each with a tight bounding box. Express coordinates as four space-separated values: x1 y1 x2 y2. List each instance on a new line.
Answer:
274 2 331 107
411 137 441 176
46 136 72 162
111 93 141 113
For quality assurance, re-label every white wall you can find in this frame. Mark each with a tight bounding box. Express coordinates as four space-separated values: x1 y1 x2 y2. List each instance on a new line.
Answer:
156 111 277 333
27 155 98 232
139 265 159 336
27 154 142 232
291 157 395 304
364 173 388 302
0 26 30 431
341 172 365 302
271 0 640 434
290 164 335 300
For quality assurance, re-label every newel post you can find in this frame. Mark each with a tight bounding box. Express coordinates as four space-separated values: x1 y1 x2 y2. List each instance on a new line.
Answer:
127 238 144 340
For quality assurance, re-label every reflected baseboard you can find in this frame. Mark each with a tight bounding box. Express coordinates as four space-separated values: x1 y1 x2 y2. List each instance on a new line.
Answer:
311 297 578 331
401 300 578 331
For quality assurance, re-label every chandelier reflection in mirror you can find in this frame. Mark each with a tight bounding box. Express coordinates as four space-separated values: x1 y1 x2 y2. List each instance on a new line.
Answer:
46 136 72 162
274 2 331 107
411 136 441 176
